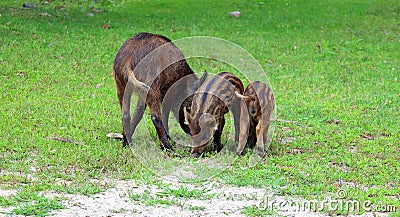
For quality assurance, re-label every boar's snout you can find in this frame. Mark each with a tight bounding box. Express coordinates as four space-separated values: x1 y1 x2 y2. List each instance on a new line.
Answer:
192 152 201 158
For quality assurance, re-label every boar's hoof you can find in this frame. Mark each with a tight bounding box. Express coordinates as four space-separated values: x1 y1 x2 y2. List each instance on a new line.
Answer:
257 146 266 158
192 152 201 158
122 135 129 148
161 143 174 151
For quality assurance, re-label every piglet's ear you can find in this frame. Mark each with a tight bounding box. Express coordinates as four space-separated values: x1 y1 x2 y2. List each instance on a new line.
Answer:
199 71 208 85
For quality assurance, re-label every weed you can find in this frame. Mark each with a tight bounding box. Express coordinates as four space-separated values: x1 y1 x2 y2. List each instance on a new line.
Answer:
0 191 64 216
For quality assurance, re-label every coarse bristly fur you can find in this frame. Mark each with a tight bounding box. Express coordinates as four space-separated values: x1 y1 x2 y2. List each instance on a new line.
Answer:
235 81 275 157
113 32 207 150
184 72 244 157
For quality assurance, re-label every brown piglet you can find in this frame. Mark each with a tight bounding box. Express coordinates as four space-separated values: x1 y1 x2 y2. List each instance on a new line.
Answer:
184 72 245 157
235 81 275 157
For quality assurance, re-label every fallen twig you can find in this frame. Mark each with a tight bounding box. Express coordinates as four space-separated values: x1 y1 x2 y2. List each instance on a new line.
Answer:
106 132 124 140
46 136 86 146
361 134 374 140
271 118 298 124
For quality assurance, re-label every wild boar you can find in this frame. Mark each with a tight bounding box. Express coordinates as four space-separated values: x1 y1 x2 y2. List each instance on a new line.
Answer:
113 32 207 150
183 72 244 157
235 81 275 157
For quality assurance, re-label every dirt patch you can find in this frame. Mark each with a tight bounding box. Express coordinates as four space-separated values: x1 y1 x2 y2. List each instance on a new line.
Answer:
48 180 392 217
0 180 393 217
48 180 265 217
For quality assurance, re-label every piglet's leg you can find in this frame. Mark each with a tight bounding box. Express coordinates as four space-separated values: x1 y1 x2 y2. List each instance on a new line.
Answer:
236 103 250 156
255 121 266 158
213 117 225 153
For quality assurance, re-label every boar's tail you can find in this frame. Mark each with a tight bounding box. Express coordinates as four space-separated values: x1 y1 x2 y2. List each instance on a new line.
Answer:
125 66 150 91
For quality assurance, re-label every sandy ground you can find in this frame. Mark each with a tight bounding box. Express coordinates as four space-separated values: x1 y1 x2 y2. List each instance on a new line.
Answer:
0 179 393 217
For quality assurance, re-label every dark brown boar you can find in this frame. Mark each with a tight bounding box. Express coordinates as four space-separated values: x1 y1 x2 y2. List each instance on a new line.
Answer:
113 32 207 150
183 72 244 157
235 81 275 157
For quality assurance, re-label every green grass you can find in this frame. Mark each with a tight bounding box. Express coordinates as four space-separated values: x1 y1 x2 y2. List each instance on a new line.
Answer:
188 205 206 211
241 205 277 217
156 184 213 199
129 189 179 206
0 191 64 216
1 0 399 216
129 183 214 207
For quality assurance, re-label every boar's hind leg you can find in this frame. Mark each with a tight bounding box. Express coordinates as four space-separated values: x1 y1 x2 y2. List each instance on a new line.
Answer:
122 84 133 147
115 72 128 146
122 99 146 147
128 98 146 138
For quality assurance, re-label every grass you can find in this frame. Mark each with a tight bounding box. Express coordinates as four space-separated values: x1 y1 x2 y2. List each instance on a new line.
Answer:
241 205 277 217
1 0 399 216
129 184 213 207
156 184 213 199
0 191 64 216
129 189 179 206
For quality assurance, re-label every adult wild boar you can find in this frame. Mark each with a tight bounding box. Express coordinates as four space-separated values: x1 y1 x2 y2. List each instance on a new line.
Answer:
113 32 207 150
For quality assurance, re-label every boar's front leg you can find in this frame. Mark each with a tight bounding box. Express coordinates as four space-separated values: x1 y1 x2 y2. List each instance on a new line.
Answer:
148 102 173 151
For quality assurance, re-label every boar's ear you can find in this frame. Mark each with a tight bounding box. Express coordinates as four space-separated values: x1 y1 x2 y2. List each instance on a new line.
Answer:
183 107 192 125
192 71 208 90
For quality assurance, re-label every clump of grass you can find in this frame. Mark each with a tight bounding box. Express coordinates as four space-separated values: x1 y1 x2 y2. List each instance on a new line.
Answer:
128 182 215 207
156 185 212 200
0 191 64 216
129 189 178 206
241 205 276 217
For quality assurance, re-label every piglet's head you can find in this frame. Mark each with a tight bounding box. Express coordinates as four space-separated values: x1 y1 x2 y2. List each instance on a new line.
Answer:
235 91 258 117
184 109 218 158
